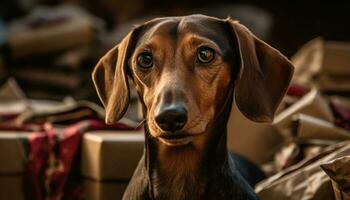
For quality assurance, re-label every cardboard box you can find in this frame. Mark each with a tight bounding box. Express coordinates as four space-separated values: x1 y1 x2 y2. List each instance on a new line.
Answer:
293 114 350 141
274 88 334 137
83 179 128 200
81 131 144 181
222 38 350 165
7 5 101 58
0 132 30 174
0 132 32 200
291 38 350 92
0 176 25 200
228 102 282 165
228 88 335 165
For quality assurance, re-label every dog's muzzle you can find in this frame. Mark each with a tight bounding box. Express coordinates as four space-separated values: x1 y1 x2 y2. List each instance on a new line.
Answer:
155 104 188 132
155 104 194 146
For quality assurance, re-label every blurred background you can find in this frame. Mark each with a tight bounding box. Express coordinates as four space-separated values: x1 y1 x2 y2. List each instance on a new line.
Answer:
1 1 350 200
1 0 349 102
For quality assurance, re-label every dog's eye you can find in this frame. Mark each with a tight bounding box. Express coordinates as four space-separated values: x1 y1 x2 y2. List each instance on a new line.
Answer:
137 52 153 69
197 47 215 64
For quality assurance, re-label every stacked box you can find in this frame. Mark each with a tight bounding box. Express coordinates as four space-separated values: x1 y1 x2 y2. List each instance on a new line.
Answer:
81 131 144 200
0 131 30 200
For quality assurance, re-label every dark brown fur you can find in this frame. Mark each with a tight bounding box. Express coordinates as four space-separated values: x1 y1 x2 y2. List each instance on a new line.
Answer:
92 14 294 200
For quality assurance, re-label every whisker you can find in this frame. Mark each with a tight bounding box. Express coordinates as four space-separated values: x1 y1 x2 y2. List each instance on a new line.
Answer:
135 119 146 130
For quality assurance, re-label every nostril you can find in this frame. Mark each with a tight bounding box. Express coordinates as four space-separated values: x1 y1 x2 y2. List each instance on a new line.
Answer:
157 117 166 125
175 115 187 124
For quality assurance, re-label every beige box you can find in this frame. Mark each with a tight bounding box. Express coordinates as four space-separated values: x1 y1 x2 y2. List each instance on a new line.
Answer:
81 131 144 181
0 132 30 174
228 88 334 165
83 179 128 200
0 176 25 200
273 88 334 137
291 38 350 92
7 5 100 58
293 114 350 141
228 102 282 165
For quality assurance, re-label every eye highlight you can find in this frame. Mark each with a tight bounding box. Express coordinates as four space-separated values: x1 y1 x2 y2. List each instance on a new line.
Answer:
197 46 215 64
137 52 153 69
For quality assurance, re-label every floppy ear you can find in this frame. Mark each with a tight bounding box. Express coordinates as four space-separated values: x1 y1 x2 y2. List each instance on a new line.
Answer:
227 19 294 122
92 31 137 124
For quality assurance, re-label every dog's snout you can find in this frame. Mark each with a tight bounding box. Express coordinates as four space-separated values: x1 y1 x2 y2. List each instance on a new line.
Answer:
155 105 188 132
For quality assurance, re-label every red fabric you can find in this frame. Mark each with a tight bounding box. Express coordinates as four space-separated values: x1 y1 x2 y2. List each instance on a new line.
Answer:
34 119 134 199
0 115 135 200
44 122 82 200
330 102 350 130
0 113 19 122
287 85 309 98
27 132 49 200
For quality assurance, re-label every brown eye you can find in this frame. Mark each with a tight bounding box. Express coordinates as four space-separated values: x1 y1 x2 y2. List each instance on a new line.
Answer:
197 47 215 64
137 52 153 69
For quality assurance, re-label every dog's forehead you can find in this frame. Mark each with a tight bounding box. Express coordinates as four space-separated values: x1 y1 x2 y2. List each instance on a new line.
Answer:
136 15 230 46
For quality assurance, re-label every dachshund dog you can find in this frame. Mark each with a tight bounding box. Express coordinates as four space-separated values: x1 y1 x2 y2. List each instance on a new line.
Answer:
92 14 294 200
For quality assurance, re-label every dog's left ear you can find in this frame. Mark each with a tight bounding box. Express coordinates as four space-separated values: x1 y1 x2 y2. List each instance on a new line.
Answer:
227 19 294 122
92 30 138 124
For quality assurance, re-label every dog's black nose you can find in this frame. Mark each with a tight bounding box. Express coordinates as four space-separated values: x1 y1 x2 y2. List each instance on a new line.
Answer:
155 105 188 132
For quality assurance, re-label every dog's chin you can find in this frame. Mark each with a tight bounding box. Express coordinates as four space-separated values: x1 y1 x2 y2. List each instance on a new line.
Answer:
149 125 205 147
158 135 195 146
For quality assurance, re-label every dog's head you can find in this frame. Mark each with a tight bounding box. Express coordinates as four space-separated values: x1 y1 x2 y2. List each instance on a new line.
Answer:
92 15 294 146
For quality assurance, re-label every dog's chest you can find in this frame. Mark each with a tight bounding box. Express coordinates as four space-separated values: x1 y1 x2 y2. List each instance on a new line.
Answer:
151 168 205 200
151 145 206 200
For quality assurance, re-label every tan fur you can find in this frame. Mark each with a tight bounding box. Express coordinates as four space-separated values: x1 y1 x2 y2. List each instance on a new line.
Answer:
153 137 206 200
131 32 232 140
92 15 294 200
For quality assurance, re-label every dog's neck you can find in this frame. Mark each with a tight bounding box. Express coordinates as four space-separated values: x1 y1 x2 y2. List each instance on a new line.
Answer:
144 101 233 200
145 126 229 200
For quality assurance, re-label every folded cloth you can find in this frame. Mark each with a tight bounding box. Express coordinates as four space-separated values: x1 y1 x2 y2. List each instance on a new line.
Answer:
256 141 350 200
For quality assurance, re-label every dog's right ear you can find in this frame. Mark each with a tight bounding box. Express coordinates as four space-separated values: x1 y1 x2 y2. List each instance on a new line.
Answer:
92 30 138 124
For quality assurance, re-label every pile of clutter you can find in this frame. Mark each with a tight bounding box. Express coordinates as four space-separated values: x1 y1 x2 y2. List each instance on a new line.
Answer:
0 78 143 200
0 5 151 200
228 38 350 200
0 5 104 100
1 3 350 199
